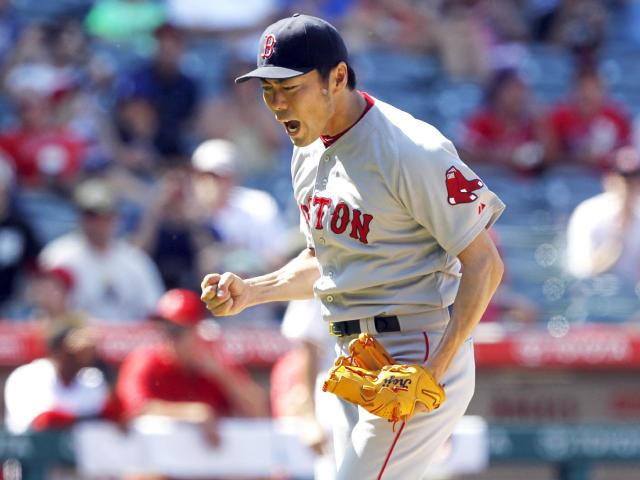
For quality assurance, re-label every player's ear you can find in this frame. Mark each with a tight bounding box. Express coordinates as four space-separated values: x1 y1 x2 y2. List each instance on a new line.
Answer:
331 62 348 93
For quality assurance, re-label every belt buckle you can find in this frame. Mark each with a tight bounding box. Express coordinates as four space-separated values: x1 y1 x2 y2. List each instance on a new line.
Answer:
328 322 342 337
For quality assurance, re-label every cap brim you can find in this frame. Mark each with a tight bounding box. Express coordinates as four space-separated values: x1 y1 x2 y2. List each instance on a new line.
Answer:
235 65 312 83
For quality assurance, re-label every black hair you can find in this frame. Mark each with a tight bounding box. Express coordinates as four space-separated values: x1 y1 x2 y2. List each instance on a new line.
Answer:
484 68 522 107
317 62 357 90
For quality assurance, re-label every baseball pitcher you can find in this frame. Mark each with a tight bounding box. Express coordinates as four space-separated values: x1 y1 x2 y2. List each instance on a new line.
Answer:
202 14 505 479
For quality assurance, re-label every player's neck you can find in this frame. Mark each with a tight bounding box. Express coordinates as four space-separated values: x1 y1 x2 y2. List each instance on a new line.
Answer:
323 89 367 137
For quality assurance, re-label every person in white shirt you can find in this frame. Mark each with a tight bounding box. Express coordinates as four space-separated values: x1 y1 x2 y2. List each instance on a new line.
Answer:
566 146 640 283
40 178 164 322
4 325 109 433
191 138 288 275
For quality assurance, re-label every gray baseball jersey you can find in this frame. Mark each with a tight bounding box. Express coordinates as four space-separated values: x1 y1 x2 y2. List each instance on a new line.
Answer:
292 96 505 324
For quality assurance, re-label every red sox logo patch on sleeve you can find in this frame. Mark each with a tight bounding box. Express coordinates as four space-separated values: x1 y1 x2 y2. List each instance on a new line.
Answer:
445 166 483 205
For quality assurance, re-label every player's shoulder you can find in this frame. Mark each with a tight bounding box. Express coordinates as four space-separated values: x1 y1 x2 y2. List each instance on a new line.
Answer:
372 99 454 155
369 99 460 173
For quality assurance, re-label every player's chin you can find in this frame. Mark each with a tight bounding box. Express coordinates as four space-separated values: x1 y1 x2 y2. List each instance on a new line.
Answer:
290 136 314 147
287 129 316 147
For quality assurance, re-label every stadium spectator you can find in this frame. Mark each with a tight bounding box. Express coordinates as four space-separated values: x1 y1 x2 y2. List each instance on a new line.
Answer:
0 160 40 314
116 289 268 441
116 23 199 157
4 322 119 433
547 64 631 170
131 165 208 290
0 93 87 192
566 146 640 283
39 178 164 322
190 139 288 276
460 68 551 174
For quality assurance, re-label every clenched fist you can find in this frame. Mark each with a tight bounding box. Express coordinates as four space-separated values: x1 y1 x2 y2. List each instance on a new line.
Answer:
200 272 251 316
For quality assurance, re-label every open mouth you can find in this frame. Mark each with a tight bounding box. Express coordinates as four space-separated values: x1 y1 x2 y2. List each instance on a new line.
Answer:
284 120 300 135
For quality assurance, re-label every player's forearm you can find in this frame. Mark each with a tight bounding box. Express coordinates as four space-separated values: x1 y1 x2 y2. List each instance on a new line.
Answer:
246 248 320 306
427 232 503 382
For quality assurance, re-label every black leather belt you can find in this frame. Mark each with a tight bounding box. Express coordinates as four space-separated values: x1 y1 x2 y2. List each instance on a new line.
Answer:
329 315 401 337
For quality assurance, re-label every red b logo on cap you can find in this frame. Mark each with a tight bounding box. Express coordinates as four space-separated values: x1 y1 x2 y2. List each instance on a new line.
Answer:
261 34 276 59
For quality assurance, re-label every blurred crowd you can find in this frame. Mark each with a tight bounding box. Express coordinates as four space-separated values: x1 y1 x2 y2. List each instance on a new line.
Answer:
0 0 638 462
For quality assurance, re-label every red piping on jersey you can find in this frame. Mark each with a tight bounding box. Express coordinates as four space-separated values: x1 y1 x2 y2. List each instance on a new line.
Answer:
320 91 375 148
423 332 430 363
377 420 406 479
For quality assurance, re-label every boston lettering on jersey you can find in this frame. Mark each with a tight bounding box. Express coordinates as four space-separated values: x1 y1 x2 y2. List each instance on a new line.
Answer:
300 195 373 244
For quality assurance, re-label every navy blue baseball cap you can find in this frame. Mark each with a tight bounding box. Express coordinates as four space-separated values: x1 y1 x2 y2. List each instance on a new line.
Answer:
235 13 348 83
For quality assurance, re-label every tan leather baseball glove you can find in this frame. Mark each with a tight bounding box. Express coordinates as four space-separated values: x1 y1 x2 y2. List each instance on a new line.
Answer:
322 333 445 423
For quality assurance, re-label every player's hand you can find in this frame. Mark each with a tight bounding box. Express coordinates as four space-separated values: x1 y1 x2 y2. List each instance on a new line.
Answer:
200 272 251 316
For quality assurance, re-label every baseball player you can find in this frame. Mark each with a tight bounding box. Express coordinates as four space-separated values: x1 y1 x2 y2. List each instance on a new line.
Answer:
202 13 505 479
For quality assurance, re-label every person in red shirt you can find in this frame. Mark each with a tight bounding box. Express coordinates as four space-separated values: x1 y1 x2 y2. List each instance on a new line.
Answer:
116 289 268 443
548 64 631 170
0 95 86 191
460 68 552 174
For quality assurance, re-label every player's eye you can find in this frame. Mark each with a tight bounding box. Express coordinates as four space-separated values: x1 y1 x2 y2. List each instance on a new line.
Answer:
283 85 298 91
